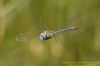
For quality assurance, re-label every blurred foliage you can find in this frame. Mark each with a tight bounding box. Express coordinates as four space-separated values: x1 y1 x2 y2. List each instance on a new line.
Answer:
0 0 100 66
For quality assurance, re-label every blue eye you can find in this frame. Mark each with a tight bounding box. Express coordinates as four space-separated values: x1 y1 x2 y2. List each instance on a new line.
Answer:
40 33 47 40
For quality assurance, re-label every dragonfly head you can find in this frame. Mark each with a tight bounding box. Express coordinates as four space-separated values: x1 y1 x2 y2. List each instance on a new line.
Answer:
40 32 47 40
40 31 52 40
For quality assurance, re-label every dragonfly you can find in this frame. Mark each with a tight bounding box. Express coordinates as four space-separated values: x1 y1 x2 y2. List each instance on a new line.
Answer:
16 16 78 41
16 27 78 41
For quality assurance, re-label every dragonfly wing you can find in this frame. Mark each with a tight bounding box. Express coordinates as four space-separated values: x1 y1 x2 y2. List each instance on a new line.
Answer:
16 32 35 41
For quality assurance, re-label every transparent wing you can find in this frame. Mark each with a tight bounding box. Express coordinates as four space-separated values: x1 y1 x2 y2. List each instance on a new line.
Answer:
16 32 36 41
16 16 47 41
39 16 49 30
66 22 79 28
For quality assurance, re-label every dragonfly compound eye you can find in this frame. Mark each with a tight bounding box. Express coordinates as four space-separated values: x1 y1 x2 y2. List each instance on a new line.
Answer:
40 33 47 40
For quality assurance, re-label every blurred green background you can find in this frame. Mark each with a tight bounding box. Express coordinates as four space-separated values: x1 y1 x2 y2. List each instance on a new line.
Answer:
0 0 100 66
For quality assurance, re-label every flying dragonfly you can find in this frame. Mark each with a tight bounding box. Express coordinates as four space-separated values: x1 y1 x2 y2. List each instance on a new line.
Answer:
16 16 78 41
16 27 78 41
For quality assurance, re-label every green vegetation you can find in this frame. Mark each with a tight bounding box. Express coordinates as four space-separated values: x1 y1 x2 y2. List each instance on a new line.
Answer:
0 0 100 66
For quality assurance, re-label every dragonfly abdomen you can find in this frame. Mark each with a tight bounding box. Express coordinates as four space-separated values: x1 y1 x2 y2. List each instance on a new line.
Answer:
54 27 78 34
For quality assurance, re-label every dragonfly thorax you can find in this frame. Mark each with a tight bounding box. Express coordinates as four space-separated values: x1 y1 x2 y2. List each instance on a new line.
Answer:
40 31 54 40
